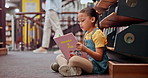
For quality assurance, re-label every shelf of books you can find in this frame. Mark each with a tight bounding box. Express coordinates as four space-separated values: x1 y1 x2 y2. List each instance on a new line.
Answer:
0 26 3 45
0 0 7 55
6 20 12 45
0 27 3 29
0 42 3 45
95 0 148 78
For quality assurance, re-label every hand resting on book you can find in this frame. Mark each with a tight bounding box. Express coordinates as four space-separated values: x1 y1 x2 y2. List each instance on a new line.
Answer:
76 42 87 53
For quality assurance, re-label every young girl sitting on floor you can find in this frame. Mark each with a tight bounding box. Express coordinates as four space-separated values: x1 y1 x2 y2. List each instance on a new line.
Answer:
51 7 108 77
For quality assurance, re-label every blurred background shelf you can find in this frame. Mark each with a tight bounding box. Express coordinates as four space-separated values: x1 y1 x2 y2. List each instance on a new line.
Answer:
0 0 7 55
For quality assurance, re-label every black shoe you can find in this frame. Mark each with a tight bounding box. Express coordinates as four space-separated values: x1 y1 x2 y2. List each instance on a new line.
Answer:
51 62 60 72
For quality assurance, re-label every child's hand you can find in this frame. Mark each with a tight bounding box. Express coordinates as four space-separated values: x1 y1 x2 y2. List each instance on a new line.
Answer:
76 42 87 52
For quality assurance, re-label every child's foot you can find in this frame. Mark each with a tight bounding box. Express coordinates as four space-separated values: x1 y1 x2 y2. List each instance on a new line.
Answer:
58 65 82 76
33 47 47 53
51 62 60 72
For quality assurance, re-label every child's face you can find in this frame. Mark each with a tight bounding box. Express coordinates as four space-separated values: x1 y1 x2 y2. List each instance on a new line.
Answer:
78 13 95 31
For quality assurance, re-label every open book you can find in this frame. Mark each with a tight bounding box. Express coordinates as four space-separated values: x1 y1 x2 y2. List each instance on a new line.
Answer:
54 33 88 60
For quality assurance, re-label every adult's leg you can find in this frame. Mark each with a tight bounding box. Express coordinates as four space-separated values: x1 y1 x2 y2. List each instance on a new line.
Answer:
41 10 52 48
49 10 63 38
68 56 93 73
33 10 52 53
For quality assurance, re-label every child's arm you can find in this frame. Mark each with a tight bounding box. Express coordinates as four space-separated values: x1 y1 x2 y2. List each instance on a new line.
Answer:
76 42 103 61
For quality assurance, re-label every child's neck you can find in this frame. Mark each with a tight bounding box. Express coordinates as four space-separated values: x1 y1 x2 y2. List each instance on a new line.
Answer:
88 26 97 33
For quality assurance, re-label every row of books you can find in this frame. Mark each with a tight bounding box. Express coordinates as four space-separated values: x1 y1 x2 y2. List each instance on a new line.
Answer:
103 26 129 47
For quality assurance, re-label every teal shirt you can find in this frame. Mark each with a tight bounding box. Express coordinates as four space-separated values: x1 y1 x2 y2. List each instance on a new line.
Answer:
84 28 108 74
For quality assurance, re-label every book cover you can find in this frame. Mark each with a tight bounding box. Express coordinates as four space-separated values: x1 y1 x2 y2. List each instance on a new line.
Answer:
54 33 88 60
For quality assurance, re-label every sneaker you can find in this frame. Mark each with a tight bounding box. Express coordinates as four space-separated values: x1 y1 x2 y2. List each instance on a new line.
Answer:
54 50 62 54
33 47 48 53
59 65 82 77
51 62 60 72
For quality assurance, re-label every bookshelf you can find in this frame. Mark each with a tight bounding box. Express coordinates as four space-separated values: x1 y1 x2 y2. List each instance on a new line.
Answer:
95 1 148 78
6 20 12 45
0 0 7 55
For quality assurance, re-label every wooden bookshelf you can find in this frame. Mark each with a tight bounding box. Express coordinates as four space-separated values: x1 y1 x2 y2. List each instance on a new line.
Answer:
0 48 7 55
109 61 148 78
95 1 148 78
0 27 3 29
0 42 3 44
6 20 12 45
0 0 7 55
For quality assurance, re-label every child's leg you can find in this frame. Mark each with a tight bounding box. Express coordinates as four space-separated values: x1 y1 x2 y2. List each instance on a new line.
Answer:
56 54 68 66
51 54 67 72
68 56 93 73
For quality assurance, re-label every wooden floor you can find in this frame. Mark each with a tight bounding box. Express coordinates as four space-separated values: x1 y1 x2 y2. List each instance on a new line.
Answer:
0 51 111 78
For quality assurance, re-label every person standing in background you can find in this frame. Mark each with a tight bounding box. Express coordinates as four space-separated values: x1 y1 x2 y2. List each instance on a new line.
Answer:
33 0 63 53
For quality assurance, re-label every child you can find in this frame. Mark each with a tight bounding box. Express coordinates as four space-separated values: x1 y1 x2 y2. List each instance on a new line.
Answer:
51 7 108 76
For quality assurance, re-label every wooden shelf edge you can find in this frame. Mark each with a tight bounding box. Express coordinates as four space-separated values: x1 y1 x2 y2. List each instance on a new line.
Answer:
0 27 3 29
109 61 148 78
0 48 8 55
0 42 3 44
6 41 12 45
